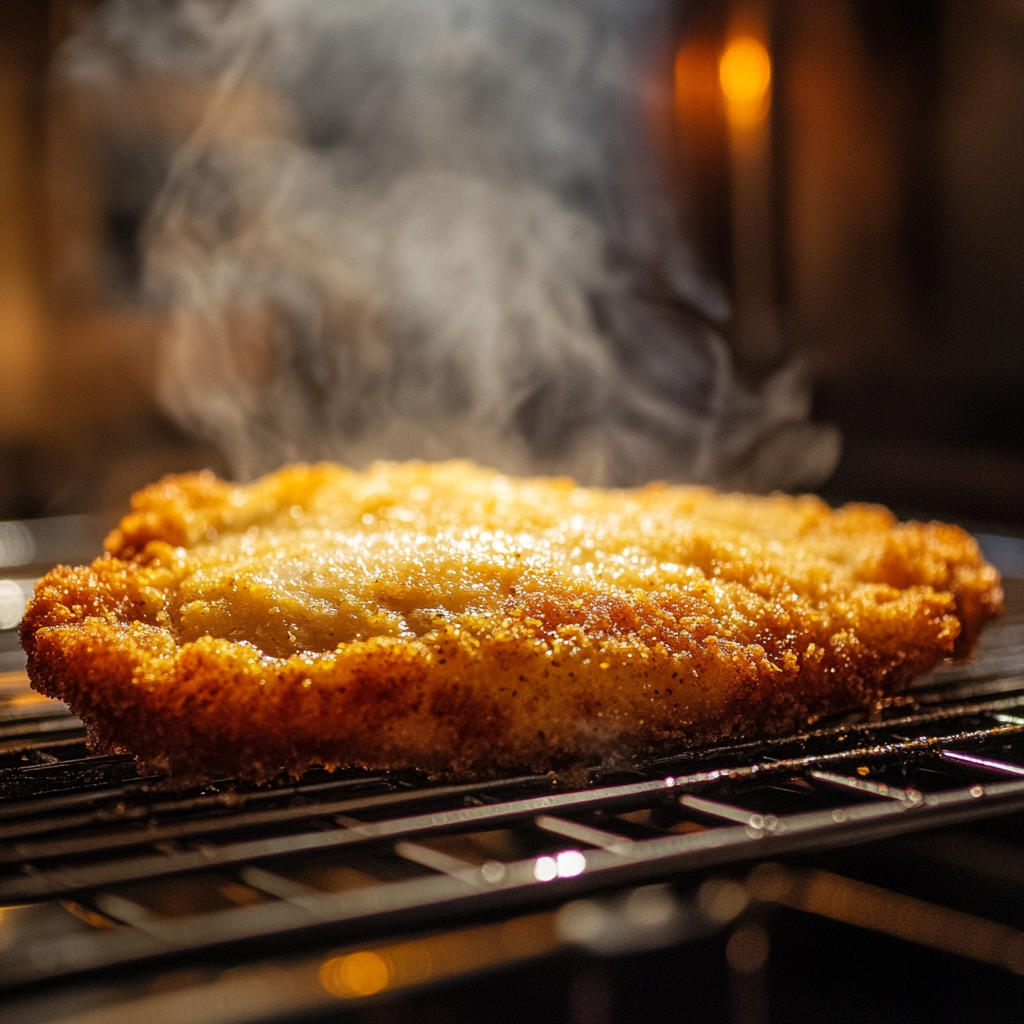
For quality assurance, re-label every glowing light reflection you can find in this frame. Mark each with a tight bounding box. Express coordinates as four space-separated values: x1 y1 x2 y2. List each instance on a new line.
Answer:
320 950 391 997
533 856 558 882
719 36 771 125
556 849 587 878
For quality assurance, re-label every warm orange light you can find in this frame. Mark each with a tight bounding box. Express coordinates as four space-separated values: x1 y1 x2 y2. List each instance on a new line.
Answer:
675 41 717 99
719 36 771 123
320 950 391 997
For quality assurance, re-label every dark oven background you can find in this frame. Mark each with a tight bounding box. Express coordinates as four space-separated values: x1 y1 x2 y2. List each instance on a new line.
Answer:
1 0 1022 527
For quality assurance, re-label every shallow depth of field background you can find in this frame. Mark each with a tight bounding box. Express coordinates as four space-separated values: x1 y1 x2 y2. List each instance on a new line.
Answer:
0 0 1021 529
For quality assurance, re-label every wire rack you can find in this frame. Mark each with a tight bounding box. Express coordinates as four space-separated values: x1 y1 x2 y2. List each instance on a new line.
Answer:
1 579 1022 1021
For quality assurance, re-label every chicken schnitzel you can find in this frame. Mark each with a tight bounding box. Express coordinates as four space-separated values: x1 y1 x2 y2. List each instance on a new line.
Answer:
21 461 1003 780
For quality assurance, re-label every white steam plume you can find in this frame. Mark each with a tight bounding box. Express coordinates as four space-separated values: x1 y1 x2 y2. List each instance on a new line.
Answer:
65 0 840 489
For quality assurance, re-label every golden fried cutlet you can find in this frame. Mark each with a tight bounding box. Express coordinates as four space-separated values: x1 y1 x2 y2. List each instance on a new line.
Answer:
21 461 1003 780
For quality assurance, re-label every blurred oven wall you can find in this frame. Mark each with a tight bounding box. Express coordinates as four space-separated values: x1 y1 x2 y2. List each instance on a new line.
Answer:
776 0 1024 525
0 0 223 520
673 0 1024 526
1 0 1022 523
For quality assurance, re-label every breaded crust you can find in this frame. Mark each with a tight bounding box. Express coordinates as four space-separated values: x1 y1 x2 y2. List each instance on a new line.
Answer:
21 461 1003 781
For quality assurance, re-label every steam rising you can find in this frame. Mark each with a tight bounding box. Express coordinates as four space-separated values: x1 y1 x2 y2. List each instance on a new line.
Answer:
68 0 839 489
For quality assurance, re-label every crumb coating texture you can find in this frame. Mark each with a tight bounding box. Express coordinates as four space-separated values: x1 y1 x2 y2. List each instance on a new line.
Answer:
22 461 1003 779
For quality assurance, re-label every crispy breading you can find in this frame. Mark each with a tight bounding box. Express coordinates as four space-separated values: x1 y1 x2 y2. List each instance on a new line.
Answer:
22 461 1003 780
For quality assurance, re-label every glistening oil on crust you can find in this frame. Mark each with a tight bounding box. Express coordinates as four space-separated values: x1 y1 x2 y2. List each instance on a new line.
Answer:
21 461 1002 782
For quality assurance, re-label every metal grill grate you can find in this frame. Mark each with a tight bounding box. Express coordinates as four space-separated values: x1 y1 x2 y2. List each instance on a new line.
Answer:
1 581 1023 1012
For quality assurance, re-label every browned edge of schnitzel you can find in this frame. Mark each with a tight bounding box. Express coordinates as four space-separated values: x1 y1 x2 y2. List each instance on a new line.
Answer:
20 465 1005 783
